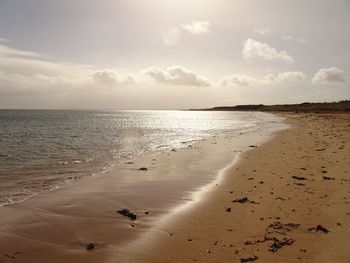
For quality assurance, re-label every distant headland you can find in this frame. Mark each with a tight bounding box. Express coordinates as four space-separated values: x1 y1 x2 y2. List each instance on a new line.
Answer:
191 100 350 113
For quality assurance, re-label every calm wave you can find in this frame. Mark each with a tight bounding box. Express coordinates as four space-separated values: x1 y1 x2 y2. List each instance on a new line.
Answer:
0 110 282 206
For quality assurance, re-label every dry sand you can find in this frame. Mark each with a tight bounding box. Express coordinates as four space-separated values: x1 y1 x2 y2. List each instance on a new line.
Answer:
0 113 349 263
127 113 350 263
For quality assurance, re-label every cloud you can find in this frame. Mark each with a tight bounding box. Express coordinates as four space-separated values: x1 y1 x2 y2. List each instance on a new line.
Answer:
181 21 211 35
221 74 257 87
242 38 294 63
0 42 88 96
221 71 306 87
266 71 306 82
253 27 271 36
282 35 307 44
0 42 94 82
91 70 135 87
143 65 211 87
0 41 41 58
163 26 182 46
0 41 143 107
312 67 345 84
163 20 210 46
0 70 75 96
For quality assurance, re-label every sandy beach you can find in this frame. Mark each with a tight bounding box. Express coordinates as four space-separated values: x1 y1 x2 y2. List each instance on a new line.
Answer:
0 113 349 263
127 113 350 263
1 1 349 262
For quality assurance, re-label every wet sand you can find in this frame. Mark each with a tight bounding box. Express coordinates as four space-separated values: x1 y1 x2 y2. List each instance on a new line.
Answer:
1 113 349 263
128 113 350 262
0 119 281 263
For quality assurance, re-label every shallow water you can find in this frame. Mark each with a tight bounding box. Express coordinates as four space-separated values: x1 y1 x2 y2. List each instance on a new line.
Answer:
0 110 283 206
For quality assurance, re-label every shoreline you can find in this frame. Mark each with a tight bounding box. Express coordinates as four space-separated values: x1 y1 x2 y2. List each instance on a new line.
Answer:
0 111 282 209
127 113 350 263
0 114 284 263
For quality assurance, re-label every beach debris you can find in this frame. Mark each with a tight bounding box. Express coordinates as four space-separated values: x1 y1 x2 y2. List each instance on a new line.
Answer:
125 161 134 164
292 175 306 180
232 197 260 204
267 221 300 233
5 251 23 259
244 221 299 252
138 167 148 171
85 242 95 250
225 207 232 212
117 208 137 220
244 235 276 246
171 148 177 152
232 197 249 203
244 240 253 245
144 210 150 214
316 148 326 151
308 225 329 233
322 176 335 180
240 255 258 262
269 238 294 252
249 145 258 148
187 238 193 241
275 196 285 201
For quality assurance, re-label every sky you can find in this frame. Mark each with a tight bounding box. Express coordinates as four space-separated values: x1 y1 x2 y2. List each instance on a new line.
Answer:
0 0 349 109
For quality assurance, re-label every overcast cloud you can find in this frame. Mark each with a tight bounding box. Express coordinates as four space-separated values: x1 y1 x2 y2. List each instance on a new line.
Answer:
0 0 348 109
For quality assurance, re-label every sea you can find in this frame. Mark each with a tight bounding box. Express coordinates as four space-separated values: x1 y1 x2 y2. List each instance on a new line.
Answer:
0 110 284 206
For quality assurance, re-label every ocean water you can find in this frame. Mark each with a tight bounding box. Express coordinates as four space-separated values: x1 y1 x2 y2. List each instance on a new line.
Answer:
0 110 282 206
